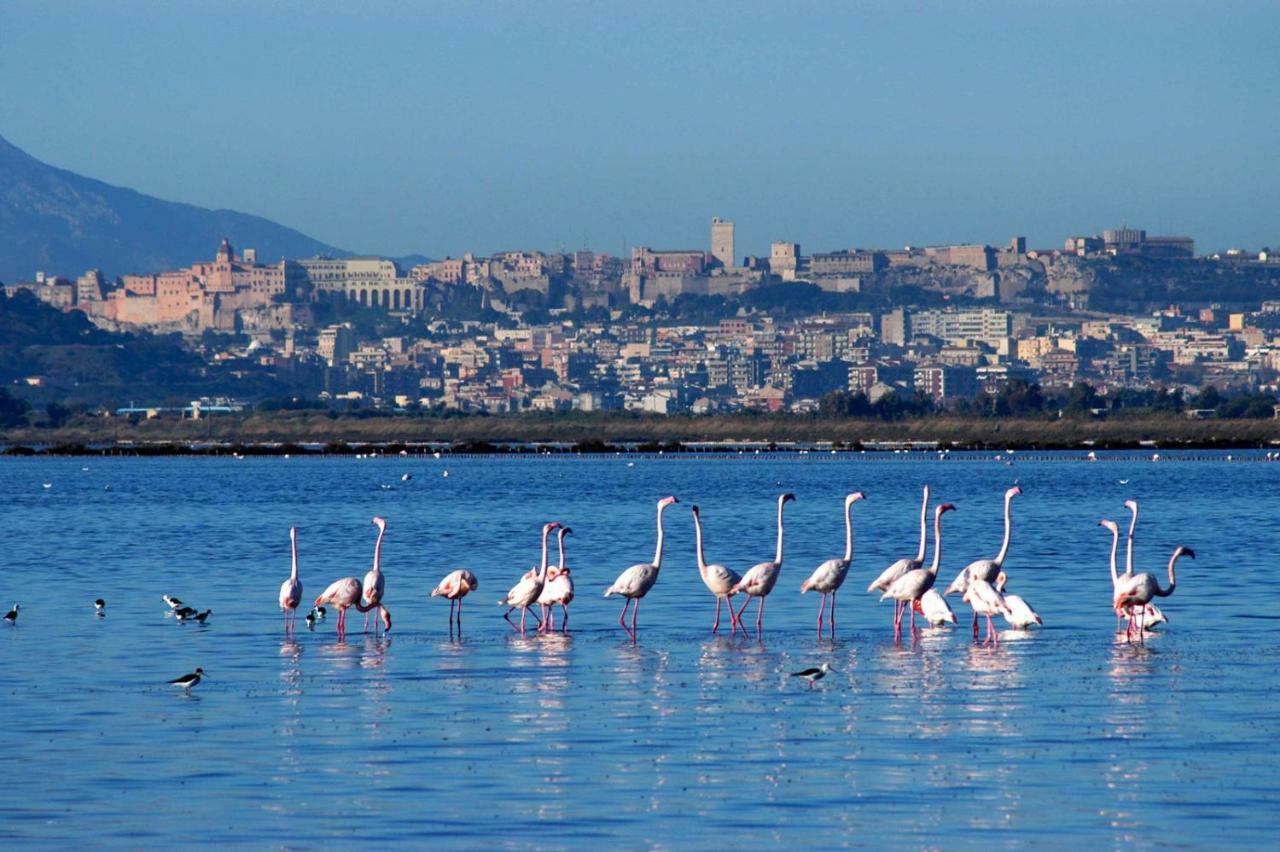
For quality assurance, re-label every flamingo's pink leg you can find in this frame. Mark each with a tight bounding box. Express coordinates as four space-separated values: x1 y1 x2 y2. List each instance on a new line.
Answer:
712 597 722 634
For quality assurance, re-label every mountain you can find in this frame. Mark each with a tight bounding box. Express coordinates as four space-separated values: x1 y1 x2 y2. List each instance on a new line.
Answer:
0 134 348 282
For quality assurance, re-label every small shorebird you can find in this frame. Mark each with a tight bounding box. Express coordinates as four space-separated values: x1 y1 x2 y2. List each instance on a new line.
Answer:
314 606 327 620
4 603 18 623
193 610 212 624
175 607 198 621
95 599 106 615
305 609 317 629
791 663 832 687
168 668 205 692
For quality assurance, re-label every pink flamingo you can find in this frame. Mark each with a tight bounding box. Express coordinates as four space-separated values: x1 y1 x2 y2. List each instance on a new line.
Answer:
501 522 560 632
1115 544 1194 642
944 485 1021 631
538 526 575 633
314 577 382 639
690 505 743 635
800 491 867 636
604 496 678 639
362 517 387 635
431 569 479 632
868 485 930 628
278 526 303 632
962 570 1012 645
915 589 957 626
882 502 956 637
730 493 796 635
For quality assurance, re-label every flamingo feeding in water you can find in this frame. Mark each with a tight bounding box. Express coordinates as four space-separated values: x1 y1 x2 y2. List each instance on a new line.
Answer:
690 505 743 635
604 496 678 638
431 569 479 631
962 570 1012 645
538 526 575 633
996 573 1042 628
1114 544 1194 641
882 502 956 637
278 527 303 632
314 576 383 639
362 517 387 635
501 522 560 632
800 491 867 636
915 588 957 626
868 485 930 627
730 493 797 635
944 484 1021 628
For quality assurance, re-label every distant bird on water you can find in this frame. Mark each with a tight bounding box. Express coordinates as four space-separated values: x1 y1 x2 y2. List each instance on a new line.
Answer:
4 603 18 623
791 663 832 687
163 595 184 611
194 610 212 624
169 668 205 692
95 598 106 615
174 606 198 621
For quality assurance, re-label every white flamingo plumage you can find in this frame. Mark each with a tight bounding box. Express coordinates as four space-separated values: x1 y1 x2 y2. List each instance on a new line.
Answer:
538 527 575 633
501 522 560 632
882 502 956 636
278 526 303 632
690 505 743 635
995 573 1042 628
915 589 957 626
800 491 867 636
604 496 678 638
962 570 1012 645
314 576 381 639
362 517 387 635
730 493 797 635
1114 545 1194 641
868 485 930 627
944 485 1021 605
431 569 479 630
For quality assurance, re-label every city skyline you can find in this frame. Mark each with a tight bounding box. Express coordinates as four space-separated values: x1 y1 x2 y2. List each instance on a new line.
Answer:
3 1 1277 259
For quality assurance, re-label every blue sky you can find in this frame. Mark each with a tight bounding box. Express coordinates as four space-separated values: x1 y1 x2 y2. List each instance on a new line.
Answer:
2 0 1277 257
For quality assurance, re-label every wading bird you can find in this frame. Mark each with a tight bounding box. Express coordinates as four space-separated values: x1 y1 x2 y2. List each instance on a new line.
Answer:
868 486 931 626
800 491 867 636
731 493 797 635
604 496 678 639
278 527 303 632
501 522 560 632
363 517 387 635
690 505 743 635
539 526 574 633
432 569 479 632
882 503 956 637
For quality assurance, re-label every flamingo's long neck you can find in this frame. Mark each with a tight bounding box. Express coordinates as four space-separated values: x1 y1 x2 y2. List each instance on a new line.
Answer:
290 532 299 581
372 524 385 576
539 526 553 580
652 502 669 568
1108 527 1119 587
557 531 567 573
928 508 945 576
1157 550 1182 597
914 487 929 564
842 499 854 564
993 490 1015 567
1125 506 1138 577
774 498 787 566
692 512 708 575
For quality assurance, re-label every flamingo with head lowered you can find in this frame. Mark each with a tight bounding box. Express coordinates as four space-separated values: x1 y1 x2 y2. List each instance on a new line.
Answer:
882 502 956 637
431 569 479 632
868 486 930 627
730 493 797 635
800 491 867 636
690 505 743 635
314 577 384 640
278 527 303 632
501 522 560 632
605 496 677 639
1115 544 1194 641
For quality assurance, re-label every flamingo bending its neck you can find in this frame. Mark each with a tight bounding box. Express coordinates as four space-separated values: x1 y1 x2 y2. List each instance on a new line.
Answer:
995 573 1042 629
690 505 743 635
604 496 678 639
915 588 957 626
868 485 930 628
730 492 796 635
882 502 956 637
800 491 867 637
1114 544 1194 642
314 577 381 639
431 569 479 633
278 526 303 632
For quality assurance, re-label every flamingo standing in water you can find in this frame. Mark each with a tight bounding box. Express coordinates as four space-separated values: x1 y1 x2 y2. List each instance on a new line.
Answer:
431 569 479 632
963 570 1012 645
501 522 560 632
362 517 387 635
800 491 867 636
604 496 678 638
868 485 930 627
996 573 1042 628
314 576 382 639
730 493 797 635
1115 545 1194 641
882 503 956 637
690 505 743 635
278 527 303 632
916 589 957 626
538 526 575 633
944 485 1021 639
1119 499 1166 630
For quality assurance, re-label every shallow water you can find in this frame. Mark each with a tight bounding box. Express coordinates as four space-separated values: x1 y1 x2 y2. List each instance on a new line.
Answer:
1 452 1277 846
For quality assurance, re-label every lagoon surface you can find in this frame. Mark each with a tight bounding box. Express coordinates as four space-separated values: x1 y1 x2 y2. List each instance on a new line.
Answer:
1 452 1278 846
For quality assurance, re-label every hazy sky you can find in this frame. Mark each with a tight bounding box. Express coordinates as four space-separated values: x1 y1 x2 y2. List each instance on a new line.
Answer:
3 1 1277 258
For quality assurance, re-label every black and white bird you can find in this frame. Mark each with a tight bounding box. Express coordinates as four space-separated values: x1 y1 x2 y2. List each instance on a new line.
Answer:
790 662 832 687
304 608 317 629
4 603 18 623
401 473 412 482
314 606 327 620
95 598 106 615
168 668 205 691
174 606 198 621
163 595 184 611
193 609 212 624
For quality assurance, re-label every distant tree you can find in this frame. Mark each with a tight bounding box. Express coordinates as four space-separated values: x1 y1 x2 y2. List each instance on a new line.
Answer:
0 388 31 428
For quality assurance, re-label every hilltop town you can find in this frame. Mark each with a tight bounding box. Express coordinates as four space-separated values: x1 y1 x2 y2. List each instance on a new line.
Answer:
5 218 1280 424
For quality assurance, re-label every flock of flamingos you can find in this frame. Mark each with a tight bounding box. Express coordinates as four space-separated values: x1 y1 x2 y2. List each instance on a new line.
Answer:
288 485 1192 645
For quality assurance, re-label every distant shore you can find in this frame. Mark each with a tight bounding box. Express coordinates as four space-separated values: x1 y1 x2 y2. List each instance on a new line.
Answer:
3 411 1279 454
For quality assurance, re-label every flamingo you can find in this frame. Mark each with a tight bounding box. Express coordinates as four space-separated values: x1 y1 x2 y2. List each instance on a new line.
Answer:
944 484 1021 606
278 527 303 632
868 485 930 628
431 569 479 632
962 570 1012 645
501 522 560 632
996 574 1042 628
314 576 377 639
1115 545 1194 641
604 496 678 638
800 491 867 636
1102 518 1133 633
362 517 387 635
730 493 797 635
690 505 743 635
882 502 956 637
915 589 957 626
538 526 575 633
1119 499 1164 630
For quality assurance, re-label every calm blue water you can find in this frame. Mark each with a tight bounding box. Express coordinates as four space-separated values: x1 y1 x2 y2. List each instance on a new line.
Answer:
1 452 1277 846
